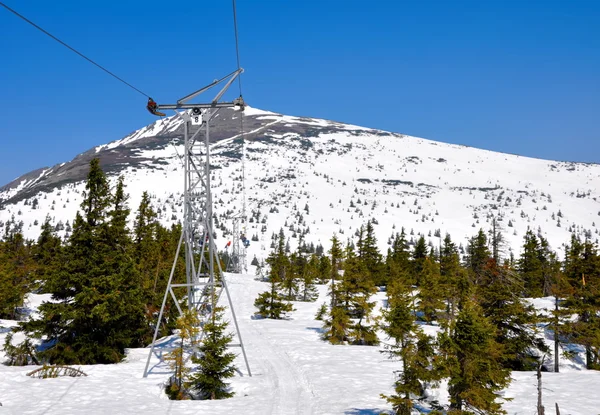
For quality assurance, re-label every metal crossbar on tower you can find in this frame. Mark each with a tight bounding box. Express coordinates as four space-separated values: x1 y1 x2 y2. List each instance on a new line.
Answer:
143 69 251 378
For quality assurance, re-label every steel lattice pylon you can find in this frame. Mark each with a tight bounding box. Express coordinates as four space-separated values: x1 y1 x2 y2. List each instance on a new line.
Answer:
227 215 248 273
143 69 251 378
226 108 248 274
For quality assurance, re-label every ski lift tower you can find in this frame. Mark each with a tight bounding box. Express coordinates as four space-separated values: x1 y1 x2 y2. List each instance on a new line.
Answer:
143 69 251 377
228 213 248 274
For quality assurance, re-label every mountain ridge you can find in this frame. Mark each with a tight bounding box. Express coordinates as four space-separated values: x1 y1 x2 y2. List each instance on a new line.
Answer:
1 106 599 261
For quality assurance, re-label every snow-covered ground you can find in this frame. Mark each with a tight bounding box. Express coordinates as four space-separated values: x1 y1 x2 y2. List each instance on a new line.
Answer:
1 274 599 414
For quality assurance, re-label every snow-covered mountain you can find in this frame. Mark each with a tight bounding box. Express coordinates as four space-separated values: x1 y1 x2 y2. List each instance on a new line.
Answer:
1 106 599 260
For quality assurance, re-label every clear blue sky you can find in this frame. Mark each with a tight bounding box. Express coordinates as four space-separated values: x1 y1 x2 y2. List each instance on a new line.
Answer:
1 0 598 186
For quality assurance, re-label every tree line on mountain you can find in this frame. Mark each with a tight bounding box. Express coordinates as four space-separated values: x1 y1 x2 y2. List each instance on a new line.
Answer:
254 219 600 414
0 158 235 400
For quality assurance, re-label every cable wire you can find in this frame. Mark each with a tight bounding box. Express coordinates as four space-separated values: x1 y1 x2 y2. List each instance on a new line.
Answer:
0 2 151 98
232 0 243 97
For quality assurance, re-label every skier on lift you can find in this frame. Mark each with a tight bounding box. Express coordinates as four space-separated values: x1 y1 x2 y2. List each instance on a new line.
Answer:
146 98 165 116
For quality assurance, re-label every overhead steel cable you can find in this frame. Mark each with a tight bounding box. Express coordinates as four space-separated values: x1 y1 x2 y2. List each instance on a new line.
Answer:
232 0 243 97
0 1 151 98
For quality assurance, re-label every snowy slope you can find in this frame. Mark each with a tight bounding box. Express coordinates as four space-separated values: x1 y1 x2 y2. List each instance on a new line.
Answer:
1 274 599 414
1 106 599 264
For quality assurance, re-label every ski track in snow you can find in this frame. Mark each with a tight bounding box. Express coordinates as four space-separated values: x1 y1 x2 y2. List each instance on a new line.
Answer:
251 322 315 414
228 274 316 414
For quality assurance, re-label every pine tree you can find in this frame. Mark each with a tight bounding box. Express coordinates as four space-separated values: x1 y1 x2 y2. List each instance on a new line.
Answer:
32 216 62 292
25 160 146 364
254 229 293 318
439 300 511 414
518 229 544 297
439 233 469 326
478 258 547 370
412 236 428 284
317 254 332 285
273 229 297 300
357 220 384 285
132 191 169 334
464 229 491 285
386 229 412 287
190 304 237 400
417 257 445 323
322 306 351 344
328 234 343 308
298 254 319 302
339 245 378 345
563 235 600 369
381 279 437 414
0 224 33 319
489 216 505 264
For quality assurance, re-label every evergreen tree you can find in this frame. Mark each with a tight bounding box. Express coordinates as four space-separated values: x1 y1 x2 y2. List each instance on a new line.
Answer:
32 216 62 292
190 304 236 400
317 254 332 285
381 279 437 414
322 305 351 344
518 229 544 297
464 229 491 285
438 300 511 414
386 229 412 287
0 224 33 319
25 160 146 364
417 257 445 323
563 235 600 369
357 220 384 285
298 254 319 302
328 234 343 308
439 233 469 325
254 228 293 318
133 191 161 325
412 236 428 284
339 245 378 345
489 217 505 264
478 256 547 370
274 229 298 300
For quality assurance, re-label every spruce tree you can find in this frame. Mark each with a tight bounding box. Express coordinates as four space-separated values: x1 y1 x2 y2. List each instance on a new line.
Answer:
328 234 343 308
417 257 445 323
438 300 511 414
563 235 600 369
478 258 547 370
32 216 62 292
412 236 428 284
439 233 469 326
322 305 351 344
340 245 378 345
25 160 145 364
132 191 167 333
357 220 384 285
298 253 319 302
518 229 544 297
254 228 293 318
386 229 412 288
381 278 437 414
0 224 33 319
190 304 237 400
464 229 490 285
